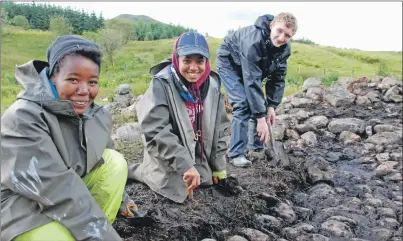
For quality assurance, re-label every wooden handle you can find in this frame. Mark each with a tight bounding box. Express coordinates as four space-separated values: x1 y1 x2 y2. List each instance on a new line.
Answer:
267 122 275 148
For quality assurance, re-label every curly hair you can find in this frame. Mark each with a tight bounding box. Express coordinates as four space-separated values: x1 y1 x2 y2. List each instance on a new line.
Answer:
272 12 298 35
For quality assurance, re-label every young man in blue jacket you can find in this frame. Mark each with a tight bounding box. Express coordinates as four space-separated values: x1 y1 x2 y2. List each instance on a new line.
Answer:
216 12 298 167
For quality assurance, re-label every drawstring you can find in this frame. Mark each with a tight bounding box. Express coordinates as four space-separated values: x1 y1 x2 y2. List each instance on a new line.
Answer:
190 84 204 163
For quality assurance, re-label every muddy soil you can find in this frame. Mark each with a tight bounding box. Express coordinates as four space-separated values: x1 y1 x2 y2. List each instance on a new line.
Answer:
111 77 402 241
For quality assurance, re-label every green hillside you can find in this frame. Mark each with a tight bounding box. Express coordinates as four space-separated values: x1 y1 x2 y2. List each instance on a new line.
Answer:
113 14 164 25
1 27 402 113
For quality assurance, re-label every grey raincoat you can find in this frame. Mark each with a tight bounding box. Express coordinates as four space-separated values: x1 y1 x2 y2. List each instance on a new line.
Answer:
1 60 122 240
216 14 291 118
128 59 230 203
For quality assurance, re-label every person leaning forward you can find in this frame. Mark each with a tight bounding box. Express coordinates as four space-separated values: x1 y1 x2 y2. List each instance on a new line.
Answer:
128 32 233 203
1 35 144 241
215 12 298 167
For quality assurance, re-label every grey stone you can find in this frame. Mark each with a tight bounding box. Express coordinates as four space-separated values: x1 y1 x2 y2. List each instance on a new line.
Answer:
375 161 399 177
227 235 248 241
305 116 329 128
384 172 402 181
114 122 142 142
238 228 271 241
376 153 390 163
324 83 356 107
115 83 132 95
390 152 402 162
328 118 366 134
363 197 383 207
355 95 371 105
296 124 317 133
255 214 282 230
320 219 353 238
290 97 314 108
285 129 300 140
366 132 401 145
377 218 400 230
371 228 394 241
303 77 322 90
327 215 357 227
272 202 297 224
301 131 317 147
340 131 361 145
374 124 402 133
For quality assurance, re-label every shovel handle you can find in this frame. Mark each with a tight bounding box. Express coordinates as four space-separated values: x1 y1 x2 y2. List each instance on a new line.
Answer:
267 122 275 149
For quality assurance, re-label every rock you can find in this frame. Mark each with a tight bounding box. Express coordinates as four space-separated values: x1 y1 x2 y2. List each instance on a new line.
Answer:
323 131 336 139
285 129 300 140
326 151 343 163
114 122 142 142
364 143 375 150
375 153 390 163
308 183 336 198
390 152 402 162
282 227 299 240
375 161 399 177
303 77 322 90
102 97 108 102
384 172 402 181
324 84 356 107
366 132 401 145
337 77 356 89
296 124 317 133
374 124 402 133
355 95 371 105
328 118 366 134
294 223 314 233
339 131 361 145
383 86 402 102
276 114 298 129
294 206 313 220
120 103 137 119
299 234 329 241
327 215 357 227
375 145 385 153
305 116 329 128
381 76 401 88
227 236 248 241
368 118 382 126
320 219 353 238
371 228 394 241
377 208 397 219
378 218 400 230
255 214 282 230
238 228 271 241
301 131 317 147
114 93 135 107
290 97 314 108
352 184 372 197
201 239 216 241
272 202 297 224
363 197 383 207
115 84 132 95
365 90 382 102
289 109 312 120
307 86 324 95
350 239 371 241
273 125 286 140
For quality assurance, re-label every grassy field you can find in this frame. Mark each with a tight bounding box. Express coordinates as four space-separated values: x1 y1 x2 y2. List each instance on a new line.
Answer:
1 26 402 113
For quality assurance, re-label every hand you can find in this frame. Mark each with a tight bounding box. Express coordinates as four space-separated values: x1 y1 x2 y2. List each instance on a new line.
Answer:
266 107 276 125
256 117 269 142
183 166 200 192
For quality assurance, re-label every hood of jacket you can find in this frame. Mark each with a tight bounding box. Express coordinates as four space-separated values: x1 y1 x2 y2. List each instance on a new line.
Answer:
15 60 100 117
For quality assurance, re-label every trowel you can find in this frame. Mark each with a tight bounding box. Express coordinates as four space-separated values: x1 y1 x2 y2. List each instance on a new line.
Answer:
265 122 290 168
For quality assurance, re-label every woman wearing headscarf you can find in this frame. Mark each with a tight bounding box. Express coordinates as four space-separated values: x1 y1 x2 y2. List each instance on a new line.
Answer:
1 35 142 241
128 32 232 203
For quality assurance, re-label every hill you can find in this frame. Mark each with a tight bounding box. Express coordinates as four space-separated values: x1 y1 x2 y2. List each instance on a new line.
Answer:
113 14 164 25
1 26 402 113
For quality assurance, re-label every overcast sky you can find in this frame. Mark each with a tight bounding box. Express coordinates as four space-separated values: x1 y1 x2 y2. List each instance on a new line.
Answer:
46 2 402 51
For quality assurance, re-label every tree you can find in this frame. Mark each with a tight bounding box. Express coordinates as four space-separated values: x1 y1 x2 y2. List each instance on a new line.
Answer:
145 32 154 41
97 28 124 67
104 18 137 44
1 8 8 25
49 16 72 35
11 15 30 29
82 30 99 43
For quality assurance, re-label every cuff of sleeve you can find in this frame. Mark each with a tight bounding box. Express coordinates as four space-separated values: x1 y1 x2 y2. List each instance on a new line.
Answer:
177 158 195 176
254 112 267 119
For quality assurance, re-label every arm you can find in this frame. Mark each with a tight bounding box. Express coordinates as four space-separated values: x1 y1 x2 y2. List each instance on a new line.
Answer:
239 34 267 118
136 78 195 175
265 53 290 108
1 108 121 241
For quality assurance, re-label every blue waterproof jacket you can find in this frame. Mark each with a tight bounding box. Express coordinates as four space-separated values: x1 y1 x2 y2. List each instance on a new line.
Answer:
216 14 291 118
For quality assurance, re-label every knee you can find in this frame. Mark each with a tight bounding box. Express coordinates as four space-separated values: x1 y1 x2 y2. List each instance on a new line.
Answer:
102 149 128 177
232 101 250 118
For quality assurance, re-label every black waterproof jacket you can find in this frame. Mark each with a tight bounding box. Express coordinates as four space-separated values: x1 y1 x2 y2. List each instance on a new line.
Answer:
216 14 291 118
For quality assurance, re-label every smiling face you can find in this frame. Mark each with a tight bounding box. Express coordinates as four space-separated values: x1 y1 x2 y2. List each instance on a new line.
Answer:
178 54 206 83
270 21 294 47
52 54 100 115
